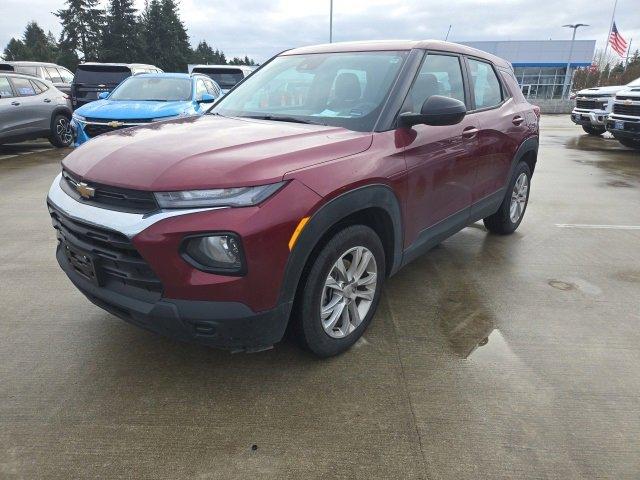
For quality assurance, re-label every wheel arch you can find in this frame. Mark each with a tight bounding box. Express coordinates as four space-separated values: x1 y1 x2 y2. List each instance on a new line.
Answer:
509 136 539 179
49 106 72 129
277 184 403 309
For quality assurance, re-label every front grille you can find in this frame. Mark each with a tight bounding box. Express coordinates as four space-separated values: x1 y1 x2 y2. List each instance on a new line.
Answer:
576 99 597 109
613 103 640 116
49 203 163 302
84 123 129 138
61 170 158 214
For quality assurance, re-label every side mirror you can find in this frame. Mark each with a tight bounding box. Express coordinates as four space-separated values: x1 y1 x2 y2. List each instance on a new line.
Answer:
398 95 466 128
98 91 110 100
198 93 215 103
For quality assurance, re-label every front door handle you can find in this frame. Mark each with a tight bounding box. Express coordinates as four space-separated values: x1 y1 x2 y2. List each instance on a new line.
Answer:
43 98 52 103
11 101 20 106
512 115 524 126
462 126 479 139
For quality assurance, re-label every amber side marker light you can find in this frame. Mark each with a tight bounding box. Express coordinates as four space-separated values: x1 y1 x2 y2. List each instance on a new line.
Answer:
288 217 310 250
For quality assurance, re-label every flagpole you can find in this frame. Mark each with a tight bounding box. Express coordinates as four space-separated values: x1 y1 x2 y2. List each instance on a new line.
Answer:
625 38 633 66
602 0 618 64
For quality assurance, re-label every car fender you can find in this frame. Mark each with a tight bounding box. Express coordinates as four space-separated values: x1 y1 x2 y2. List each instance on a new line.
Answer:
277 184 403 307
507 135 539 182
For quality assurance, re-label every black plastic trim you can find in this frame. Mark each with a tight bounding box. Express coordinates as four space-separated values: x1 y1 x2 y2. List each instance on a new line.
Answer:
179 231 248 276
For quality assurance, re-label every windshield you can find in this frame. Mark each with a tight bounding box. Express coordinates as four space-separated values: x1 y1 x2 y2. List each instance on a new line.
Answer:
193 67 244 88
74 66 131 85
212 51 408 132
109 77 192 101
627 77 640 87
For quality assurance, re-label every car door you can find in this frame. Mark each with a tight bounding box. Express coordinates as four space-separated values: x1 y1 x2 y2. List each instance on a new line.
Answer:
401 52 481 244
7 76 51 135
465 58 525 204
0 76 19 140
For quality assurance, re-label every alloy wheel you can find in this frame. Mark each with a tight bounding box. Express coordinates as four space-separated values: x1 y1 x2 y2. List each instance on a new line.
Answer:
56 117 73 146
320 246 378 339
509 172 529 223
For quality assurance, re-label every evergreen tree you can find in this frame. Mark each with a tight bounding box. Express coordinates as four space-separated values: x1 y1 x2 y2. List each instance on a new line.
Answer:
102 0 141 62
55 0 105 61
2 22 57 62
140 0 164 66
229 56 257 66
191 41 226 64
3 38 27 61
159 0 191 71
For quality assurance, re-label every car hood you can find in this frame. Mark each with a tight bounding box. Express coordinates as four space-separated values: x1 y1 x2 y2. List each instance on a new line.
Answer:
75 99 191 120
577 85 627 96
62 115 373 191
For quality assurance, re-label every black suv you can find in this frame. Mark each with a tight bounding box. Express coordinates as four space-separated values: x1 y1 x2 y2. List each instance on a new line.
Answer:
71 63 162 109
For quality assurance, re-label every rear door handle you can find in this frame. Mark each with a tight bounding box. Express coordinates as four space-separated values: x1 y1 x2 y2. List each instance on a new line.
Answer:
462 126 479 139
44 98 52 103
512 115 524 126
11 101 20 106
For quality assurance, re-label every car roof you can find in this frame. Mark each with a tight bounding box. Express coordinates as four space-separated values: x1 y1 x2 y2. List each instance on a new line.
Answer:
0 71 54 84
0 60 61 67
282 40 511 68
78 62 160 69
134 72 193 79
191 64 254 71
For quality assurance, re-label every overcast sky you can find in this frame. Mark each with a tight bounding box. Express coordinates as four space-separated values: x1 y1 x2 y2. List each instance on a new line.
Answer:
2 0 639 63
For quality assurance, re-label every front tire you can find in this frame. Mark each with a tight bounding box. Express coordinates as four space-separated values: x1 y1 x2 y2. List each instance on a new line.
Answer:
582 125 605 136
294 225 385 357
49 114 73 148
617 137 640 150
483 162 531 235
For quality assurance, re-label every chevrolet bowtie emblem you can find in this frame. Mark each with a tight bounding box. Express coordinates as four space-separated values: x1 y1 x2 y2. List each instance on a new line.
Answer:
76 182 96 199
107 121 124 128
624 99 633 105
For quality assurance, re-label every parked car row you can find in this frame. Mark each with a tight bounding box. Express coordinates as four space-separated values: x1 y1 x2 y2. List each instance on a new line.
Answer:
0 59 258 147
570 76 640 150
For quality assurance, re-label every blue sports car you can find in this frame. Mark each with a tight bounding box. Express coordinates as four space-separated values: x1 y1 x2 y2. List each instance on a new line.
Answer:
71 73 221 146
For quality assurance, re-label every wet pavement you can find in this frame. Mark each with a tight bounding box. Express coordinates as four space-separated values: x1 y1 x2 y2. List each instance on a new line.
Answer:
1 115 639 479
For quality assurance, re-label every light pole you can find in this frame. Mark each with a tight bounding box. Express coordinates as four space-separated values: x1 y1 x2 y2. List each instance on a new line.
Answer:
329 0 333 43
562 23 589 99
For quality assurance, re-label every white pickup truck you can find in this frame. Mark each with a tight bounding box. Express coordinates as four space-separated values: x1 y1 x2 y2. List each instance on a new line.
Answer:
571 84 629 136
605 78 640 150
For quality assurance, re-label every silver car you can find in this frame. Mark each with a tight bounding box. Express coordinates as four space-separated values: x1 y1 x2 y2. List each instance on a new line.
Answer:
0 72 73 147
0 61 75 95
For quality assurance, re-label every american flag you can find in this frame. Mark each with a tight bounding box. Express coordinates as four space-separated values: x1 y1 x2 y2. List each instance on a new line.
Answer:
609 22 628 56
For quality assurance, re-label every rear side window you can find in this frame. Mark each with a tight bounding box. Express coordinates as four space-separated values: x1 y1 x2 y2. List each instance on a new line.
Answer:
59 67 74 83
0 77 15 97
500 70 526 103
74 66 131 85
15 66 38 76
404 53 466 112
195 79 208 100
204 79 220 97
468 59 503 109
45 66 63 83
10 77 37 96
193 67 244 89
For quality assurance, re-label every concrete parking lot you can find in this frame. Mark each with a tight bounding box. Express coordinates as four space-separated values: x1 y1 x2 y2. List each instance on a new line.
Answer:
1 115 639 479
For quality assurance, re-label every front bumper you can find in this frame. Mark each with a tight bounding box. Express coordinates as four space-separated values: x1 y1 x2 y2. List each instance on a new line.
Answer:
571 109 609 126
56 244 291 350
605 115 640 139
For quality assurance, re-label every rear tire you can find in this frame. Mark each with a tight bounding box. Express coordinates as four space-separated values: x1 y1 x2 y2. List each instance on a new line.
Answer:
483 162 531 235
293 225 385 358
49 114 73 148
582 125 605 136
617 137 640 150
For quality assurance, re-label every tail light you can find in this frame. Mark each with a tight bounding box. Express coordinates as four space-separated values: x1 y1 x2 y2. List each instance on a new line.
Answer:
533 105 541 119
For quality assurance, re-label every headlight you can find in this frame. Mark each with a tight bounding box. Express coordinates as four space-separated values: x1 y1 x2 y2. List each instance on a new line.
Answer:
154 182 286 208
182 233 245 274
72 113 86 123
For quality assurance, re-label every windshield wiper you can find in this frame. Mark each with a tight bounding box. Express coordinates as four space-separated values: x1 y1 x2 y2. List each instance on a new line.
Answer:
240 114 326 126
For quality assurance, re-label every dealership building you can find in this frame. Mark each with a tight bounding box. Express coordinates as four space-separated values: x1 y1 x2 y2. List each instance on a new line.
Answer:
461 40 596 100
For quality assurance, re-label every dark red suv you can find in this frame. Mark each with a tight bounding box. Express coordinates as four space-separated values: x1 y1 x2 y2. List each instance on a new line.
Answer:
47 41 539 357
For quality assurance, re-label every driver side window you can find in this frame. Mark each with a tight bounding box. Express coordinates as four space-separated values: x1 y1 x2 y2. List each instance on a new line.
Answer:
403 54 466 113
195 79 208 101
